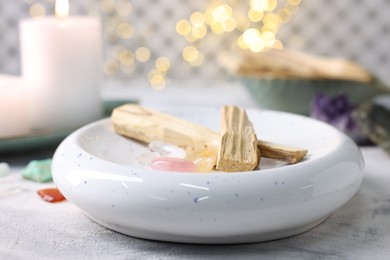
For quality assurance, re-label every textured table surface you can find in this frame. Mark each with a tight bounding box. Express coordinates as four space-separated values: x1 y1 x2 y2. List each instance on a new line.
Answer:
1 82 390 259
1 147 389 260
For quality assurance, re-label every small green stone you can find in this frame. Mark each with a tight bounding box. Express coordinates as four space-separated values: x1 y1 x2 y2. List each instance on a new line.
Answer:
21 159 52 183
0 162 10 177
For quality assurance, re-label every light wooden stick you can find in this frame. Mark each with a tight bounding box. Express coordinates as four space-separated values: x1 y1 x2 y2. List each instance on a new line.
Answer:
258 140 308 164
216 106 260 172
111 104 220 152
219 48 374 83
111 104 307 167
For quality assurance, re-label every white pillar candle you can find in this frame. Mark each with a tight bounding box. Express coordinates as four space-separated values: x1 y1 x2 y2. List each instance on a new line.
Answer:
20 8 103 130
0 75 29 138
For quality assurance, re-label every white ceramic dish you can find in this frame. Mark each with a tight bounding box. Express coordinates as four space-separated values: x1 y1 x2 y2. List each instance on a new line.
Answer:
52 107 364 244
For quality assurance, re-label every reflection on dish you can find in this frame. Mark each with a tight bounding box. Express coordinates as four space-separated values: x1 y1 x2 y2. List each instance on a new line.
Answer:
66 169 143 186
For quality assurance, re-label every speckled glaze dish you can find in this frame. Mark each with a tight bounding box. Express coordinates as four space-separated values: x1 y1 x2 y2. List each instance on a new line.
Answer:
52 107 364 244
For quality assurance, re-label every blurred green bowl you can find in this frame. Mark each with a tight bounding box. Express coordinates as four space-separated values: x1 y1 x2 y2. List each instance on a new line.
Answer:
243 78 387 115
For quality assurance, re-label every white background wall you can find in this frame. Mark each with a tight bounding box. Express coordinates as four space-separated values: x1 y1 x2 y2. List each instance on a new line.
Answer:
0 0 389 85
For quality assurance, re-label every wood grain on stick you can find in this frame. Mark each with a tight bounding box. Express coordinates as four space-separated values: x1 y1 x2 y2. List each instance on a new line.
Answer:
111 104 219 152
258 140 308 164
219 48 373 83
216 106 260 172
112 104 307 171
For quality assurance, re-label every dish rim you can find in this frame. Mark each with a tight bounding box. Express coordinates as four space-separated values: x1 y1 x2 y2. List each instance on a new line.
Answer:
59 108 359 177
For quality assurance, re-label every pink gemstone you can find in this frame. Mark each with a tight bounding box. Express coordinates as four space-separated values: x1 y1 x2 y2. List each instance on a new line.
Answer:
151 157 196 172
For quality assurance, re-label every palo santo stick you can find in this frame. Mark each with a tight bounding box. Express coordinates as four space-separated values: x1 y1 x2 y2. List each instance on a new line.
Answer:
111 104 220 152
258 140 308 164
219 48 373 83
112 104 307 167
216 106 260 172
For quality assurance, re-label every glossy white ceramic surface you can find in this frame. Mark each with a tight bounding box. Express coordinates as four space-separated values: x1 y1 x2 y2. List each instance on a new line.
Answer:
52 108 364 244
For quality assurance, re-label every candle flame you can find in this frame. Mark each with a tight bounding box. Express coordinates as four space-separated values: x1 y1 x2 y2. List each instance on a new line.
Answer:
55 0 69 18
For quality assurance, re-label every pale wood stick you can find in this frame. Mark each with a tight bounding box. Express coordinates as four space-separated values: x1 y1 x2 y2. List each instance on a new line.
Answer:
111 104 220 152
258 140 308 164
219 48 373 83
216 106 260 172
112 104 307 167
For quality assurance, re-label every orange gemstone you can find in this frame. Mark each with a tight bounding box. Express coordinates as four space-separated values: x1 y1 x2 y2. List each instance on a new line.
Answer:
37 188 66 203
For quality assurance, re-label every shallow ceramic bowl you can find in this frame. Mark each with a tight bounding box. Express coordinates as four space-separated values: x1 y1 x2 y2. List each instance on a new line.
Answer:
52 107 364 244
243 78 385 115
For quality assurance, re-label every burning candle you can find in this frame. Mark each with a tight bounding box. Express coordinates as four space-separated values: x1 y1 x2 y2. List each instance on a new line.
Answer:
19 0 103 130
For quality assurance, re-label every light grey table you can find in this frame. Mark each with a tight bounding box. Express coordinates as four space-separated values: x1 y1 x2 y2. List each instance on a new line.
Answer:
1 81 389 259
1 147 389 259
